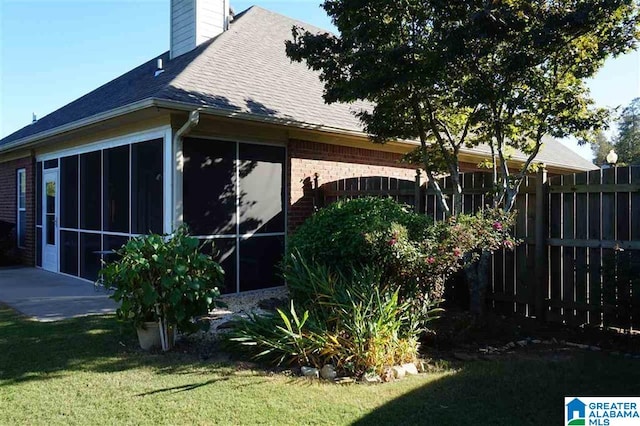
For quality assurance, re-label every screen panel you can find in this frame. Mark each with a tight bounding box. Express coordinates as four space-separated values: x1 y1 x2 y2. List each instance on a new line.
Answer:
183 138 236 235
238 144 285 235
60 155 79 229
131 139 163 234
80 151 102 231
206 238 237 294
80 232 101 281
60 230 79 276
239 235 284 292
103 145 130 233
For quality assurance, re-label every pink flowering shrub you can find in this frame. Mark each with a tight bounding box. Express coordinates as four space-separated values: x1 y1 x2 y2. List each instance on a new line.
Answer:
286 198 518 325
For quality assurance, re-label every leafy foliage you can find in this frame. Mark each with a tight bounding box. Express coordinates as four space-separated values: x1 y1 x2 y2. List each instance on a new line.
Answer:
226 263 424 377
100 225 224 335
286 0 640 213
590 98 640 166
226 199 518 375
614 98 640 165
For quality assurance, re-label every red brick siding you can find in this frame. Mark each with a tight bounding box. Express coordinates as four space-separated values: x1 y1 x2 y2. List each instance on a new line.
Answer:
288 140 418 232
0 156 35 265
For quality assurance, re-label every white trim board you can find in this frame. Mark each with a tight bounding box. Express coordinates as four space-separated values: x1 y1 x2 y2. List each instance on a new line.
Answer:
36 126 171 162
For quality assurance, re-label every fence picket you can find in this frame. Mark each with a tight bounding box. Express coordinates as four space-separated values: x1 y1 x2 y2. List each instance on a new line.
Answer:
587 170 603 326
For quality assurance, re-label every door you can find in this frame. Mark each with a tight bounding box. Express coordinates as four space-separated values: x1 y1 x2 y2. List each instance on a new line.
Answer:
42 169 59 272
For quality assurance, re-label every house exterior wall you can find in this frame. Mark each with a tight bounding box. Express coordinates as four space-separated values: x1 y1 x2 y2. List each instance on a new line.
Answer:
288 139 418 231
0 155 35 265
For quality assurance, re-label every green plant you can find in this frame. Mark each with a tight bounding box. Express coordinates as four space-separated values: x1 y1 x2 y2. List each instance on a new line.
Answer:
100 225 224 350
286 196 432 274
226 262 425 377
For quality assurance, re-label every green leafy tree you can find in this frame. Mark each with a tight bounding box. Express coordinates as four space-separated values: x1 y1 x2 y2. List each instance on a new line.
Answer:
286 0 640 316
615 97 640 165
591 130 615 166
286 0 639 213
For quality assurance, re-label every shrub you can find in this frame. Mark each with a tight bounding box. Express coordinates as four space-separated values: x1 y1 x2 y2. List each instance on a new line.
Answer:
100 226 225 344
226 262 426 377
287 197 432 274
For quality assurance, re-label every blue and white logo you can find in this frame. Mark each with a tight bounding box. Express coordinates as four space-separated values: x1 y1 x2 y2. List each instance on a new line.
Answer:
565 397 640 426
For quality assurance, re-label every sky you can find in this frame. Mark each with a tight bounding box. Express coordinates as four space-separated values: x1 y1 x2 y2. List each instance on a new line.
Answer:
1 0 639 161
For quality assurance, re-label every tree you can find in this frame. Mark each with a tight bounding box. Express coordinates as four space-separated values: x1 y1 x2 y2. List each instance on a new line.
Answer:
591 130 615 166
615 97 640 165
286 0 640 316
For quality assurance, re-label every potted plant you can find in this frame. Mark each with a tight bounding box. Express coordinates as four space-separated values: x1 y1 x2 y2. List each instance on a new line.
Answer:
100 225 224 351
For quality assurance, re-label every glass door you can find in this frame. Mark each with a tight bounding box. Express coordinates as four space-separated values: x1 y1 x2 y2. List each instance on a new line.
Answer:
42 169 59 272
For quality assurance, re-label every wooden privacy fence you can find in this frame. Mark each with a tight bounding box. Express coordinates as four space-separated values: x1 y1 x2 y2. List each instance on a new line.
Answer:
428 167 640 330
314 173 423 212
316 166 640 330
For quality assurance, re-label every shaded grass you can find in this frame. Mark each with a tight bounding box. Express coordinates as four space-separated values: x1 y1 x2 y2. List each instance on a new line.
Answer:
1 305 639 425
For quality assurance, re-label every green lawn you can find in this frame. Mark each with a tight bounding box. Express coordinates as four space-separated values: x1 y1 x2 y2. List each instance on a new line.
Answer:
1 305 639 425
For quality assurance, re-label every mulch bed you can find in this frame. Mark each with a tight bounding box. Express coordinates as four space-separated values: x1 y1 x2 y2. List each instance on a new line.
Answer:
422 308 640 362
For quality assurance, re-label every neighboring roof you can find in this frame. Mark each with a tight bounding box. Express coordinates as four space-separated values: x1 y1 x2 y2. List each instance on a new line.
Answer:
0 6 596 171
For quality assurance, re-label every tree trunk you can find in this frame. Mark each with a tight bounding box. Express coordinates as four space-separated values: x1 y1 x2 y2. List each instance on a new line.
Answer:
465 249 491 320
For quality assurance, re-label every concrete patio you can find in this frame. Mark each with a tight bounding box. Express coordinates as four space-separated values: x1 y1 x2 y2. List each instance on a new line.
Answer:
0 267 116 321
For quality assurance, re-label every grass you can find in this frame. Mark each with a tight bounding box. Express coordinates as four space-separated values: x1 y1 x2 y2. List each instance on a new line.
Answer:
1 305 640 425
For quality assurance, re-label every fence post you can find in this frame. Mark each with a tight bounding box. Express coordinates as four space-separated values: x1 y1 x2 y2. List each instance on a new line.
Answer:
534 167 549 320
414 170 421 213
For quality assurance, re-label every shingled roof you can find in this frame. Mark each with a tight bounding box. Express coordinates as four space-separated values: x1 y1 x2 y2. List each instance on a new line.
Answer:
0 6 596 171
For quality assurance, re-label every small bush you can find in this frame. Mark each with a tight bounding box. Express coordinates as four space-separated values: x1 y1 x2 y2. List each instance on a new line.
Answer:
100 226 224 335
225 262 425 377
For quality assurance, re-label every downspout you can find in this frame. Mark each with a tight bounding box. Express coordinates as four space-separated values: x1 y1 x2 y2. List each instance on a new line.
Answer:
156 110 201 352
172 110 200 229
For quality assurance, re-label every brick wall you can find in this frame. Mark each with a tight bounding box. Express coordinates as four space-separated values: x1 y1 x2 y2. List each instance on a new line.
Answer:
0 156 35 265
288 139 418 232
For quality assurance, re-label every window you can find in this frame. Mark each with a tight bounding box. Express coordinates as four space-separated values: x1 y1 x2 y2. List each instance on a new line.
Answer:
17 169 26 248
183 138 286 293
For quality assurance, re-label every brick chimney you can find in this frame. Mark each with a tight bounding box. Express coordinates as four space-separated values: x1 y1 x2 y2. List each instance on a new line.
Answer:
170 0 230 60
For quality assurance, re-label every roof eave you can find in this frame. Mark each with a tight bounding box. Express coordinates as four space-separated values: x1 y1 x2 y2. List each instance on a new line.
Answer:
0 98 157 155
0 98 597 173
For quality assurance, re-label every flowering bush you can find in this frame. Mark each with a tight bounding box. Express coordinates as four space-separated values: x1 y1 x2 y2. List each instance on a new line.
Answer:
286 198 518 324
226 199 519 377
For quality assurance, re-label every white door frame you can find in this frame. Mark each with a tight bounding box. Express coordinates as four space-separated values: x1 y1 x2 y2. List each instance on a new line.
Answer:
42 169 59 272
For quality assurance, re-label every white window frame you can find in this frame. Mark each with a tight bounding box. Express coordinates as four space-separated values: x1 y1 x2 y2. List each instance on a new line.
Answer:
17 168 26 248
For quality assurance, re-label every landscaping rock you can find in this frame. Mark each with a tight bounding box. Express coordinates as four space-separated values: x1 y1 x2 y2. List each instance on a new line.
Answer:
516 340 528 347
566 342 589 350
402 363 419 376
320 364 337 380
589 346 601 352
301 366 319 379
391 366 406 379
334 377 355 385
505 342 516 349
381 368 394 382
362 373 382 384
532 339 541 344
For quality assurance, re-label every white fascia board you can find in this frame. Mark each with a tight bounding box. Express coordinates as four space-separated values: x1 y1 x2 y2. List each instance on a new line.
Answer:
36 125 171 162
0 99 157 155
